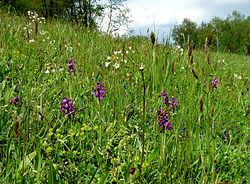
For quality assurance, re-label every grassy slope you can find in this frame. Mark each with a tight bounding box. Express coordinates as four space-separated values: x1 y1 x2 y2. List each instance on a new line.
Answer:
0 8 249 183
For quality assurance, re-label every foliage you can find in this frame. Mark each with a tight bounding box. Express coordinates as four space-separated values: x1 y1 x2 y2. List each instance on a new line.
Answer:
0 0 131 31
172 18 198 48
0 8 249 183
172 11 250 54
100 0 132 34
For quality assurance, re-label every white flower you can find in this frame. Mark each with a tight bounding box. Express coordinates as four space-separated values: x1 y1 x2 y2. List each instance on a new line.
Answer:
59 68 64 72
139 63 145 70
234 73 242 80
107 56 111 60
45 70 50 74
105 62 111 67
113 63 120 69
29 39 35 43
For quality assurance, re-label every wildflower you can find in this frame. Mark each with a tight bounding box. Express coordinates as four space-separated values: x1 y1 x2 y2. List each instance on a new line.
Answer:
9 96 19 106
157 108 169 129
139 63 145 70
113 63 120 69
129 167 135 175
93 82 106 100
170 96 178 110
212 77 219 89
234 73 242 80
161 91 178 111
105 62 111 67
59 67 64 72
161 91 170 105
60 97 74 118
29 39 35 43
67 58 76 74
167 122 172 131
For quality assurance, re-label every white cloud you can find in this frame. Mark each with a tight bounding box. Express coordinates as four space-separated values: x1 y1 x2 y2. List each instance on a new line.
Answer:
125 0 250 36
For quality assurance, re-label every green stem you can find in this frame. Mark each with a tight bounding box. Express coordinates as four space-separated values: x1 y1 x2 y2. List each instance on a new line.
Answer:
139 69 146 183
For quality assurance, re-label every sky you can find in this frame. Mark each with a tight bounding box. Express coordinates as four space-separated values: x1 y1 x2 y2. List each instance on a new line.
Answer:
120 0 250 40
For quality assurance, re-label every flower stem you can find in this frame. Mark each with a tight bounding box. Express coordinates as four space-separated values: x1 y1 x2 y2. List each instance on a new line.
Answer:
139 69 146 183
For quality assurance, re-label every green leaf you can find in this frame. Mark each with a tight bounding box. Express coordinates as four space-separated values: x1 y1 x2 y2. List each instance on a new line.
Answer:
136 134 142 153
18 151 36 172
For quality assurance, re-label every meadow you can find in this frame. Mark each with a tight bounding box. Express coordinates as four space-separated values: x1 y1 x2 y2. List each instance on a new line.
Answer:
0 8 249 184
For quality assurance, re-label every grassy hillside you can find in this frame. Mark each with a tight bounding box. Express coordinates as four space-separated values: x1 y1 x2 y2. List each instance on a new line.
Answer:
0 8 249 183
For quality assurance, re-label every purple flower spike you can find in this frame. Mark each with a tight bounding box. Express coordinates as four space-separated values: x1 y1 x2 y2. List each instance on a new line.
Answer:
157 108 168 129
93 82 106 100
161 91 178 111
157 108 173 131
212 77 219 89
9 96 19 106
60 97 74 118
67 58 76 74
170 96 178 111
161 91 171 106
167 122 172 131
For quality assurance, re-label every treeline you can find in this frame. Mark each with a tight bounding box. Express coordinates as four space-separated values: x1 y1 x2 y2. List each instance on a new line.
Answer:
1 0 103 28
0 0 131 33
172 11 250 54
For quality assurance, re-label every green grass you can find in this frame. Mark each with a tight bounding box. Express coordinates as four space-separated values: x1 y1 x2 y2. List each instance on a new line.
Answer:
0 8 249 183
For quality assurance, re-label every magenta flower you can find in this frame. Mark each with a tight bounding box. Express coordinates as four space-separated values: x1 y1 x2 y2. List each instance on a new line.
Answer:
8 96 19 106
67 58 76 74
161 91 178 111
60 97 74 118
167 122 172 131
161 91 171 106
169 96 178 111
93 82 106 100
157 108 172 131
212 77 219 89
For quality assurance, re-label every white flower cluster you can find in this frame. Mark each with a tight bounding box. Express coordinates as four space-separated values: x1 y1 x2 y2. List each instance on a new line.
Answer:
44 63 65 74
24 11 46 43
105 47 135 70
27 11 46 24
174 44 184 55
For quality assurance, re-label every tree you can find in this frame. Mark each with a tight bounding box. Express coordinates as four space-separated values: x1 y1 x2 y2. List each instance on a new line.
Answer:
1 0 131 32
102 0 132 34
172 18 197 48
40 0 104 28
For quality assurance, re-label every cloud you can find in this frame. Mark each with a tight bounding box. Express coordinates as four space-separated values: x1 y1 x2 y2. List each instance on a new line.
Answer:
126 0 250 35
